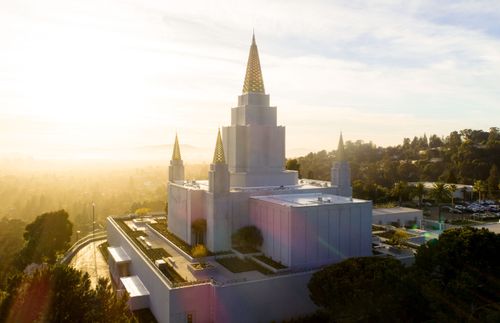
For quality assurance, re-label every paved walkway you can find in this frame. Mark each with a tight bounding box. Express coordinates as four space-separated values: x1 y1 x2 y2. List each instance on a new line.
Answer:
70 239 111 287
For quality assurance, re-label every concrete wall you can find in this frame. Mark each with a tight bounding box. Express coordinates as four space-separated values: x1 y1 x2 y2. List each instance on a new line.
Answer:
213 272 317 323
107 218 212 323
249 199 291 266
168 184 189 242
249 199 372 269
290 203 372 268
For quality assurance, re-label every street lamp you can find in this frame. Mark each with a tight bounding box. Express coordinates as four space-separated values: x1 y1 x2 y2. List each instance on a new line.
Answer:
92 202 98 279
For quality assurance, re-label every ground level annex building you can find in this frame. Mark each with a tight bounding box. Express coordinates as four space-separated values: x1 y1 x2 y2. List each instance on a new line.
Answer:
106 34 373 323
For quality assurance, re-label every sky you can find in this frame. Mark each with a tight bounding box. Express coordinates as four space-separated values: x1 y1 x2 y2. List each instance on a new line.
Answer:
1 0 499 162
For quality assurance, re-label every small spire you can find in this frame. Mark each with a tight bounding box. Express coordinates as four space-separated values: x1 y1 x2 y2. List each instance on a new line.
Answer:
172 133 182 161
337 132 346 161
242 32 265 94
213 129 226 164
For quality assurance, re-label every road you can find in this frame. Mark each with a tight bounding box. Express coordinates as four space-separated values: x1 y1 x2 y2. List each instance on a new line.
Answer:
70 240 111 287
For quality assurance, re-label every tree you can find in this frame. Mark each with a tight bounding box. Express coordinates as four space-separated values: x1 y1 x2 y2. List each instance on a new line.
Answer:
428 182 451 204
0 218 26 286
17 210 73 267
389 229 410 245
285 159 301 178
447 184 457 208
134 207 151 216
487 164 499 198
391 181 409 206
0 265 133 323
308 257 427 322
473 180 487 202
414 227 500 322
191 244 208 258
412 182 425 207
191 218 207 245
231 226 263 249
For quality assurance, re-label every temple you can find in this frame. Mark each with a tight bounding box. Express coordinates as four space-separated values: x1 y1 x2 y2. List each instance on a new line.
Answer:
106 34 372 323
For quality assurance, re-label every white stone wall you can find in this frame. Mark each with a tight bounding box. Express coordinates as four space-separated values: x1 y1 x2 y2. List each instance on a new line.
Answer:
212 272 317 323
167 184 189 242
222 92 297 188
107 217 319 323
249 199 372 269
106 217 212 323
249 199 292 266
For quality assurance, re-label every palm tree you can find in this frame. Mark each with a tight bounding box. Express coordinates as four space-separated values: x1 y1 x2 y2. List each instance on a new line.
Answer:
413 182 425 207
429 182 451 204
473 180 487 202
392 181 408 206
447 184 457 208
429 182 452 227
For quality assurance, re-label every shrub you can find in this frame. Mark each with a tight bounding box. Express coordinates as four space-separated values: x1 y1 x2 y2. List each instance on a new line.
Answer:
191 244 208 258
231 226 263 249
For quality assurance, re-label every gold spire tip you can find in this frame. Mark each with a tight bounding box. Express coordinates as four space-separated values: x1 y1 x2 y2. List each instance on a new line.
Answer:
213 129 226 164
242 32 265 94
172 133 182 161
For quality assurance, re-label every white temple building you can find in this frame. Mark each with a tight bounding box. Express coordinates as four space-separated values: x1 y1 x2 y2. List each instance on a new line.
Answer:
106 34 373 323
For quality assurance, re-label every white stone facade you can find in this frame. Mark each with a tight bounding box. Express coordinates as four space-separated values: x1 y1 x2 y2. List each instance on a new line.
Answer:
108 34 372 323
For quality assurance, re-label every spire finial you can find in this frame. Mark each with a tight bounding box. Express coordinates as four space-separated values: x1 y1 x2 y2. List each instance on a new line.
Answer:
172 133 182 161
213 129 226 164
337 132 346 161
242 32 265 94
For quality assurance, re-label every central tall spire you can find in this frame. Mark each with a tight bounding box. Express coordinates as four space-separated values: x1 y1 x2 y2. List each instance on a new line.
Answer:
242 32 265 94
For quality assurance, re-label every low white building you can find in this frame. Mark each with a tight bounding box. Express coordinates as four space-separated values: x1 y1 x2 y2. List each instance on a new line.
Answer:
106 34 373 323
372 207 423 227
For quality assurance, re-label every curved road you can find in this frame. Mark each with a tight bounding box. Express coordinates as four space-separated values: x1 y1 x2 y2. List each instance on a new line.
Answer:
70 239 111 287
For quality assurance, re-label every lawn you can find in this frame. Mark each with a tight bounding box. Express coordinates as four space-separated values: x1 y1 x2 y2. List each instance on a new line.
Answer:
216 257 272 275
254 255 287 269
233 245 260 254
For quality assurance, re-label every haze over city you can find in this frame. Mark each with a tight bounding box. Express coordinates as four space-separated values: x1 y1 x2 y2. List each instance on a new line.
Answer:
1 0 499 162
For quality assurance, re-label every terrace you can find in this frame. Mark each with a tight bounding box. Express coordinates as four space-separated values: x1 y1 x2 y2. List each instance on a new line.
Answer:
112 215 279 286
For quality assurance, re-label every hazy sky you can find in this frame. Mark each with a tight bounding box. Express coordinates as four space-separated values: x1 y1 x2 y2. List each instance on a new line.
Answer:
1 0 499 161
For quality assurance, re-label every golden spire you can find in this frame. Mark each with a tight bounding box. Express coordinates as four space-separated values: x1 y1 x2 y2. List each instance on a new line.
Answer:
337 132 346 161
172 133 182 161
242 32 265 94
212 129 226 164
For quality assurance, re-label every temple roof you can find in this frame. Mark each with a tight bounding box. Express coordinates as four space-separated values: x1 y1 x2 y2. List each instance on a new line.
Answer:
172 133 182 161
242 33 265 94
337 132 346 161
213 129 226 164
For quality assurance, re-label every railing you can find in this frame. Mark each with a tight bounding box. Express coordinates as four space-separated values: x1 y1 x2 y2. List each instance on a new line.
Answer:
60 230 107 265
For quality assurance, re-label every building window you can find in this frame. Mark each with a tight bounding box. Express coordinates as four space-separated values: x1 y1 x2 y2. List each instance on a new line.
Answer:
187 313 193 323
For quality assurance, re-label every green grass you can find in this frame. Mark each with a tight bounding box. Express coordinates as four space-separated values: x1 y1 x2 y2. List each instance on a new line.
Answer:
216 257 272 275
159 262 186 284
254 255 287 269
233 245 259 254
150 223 214 257
115 219 171 261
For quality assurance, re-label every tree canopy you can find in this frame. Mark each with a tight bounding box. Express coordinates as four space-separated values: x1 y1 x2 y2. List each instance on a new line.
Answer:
0 264 134 323
308 257 425 323
287 128 500 202
308 227 500 322
17 209 73 267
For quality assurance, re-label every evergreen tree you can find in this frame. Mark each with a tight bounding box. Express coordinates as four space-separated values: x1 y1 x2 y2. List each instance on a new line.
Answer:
488 164 499 198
